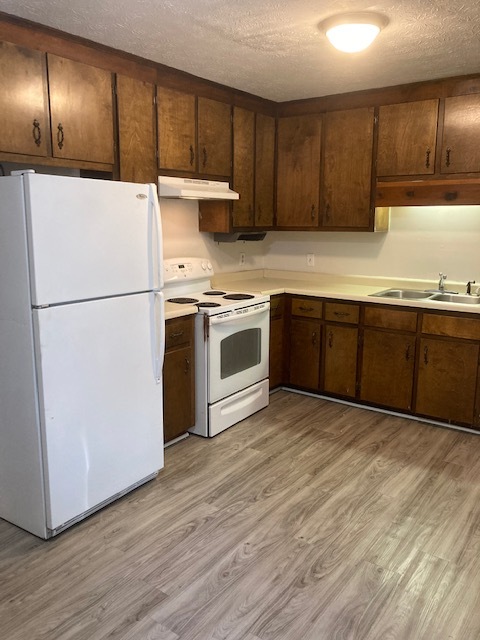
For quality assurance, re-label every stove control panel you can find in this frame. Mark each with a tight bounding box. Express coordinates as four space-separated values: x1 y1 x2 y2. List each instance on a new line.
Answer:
164 257 213 283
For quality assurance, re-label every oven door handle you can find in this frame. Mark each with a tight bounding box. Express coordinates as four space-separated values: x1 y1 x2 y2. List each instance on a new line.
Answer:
209 305 270 325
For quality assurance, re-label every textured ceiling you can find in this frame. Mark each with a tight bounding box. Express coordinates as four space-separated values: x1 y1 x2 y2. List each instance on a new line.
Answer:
1 0 480 101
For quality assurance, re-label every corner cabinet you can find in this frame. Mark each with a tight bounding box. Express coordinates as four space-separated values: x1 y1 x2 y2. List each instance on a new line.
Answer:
322 107 375 229
276 114 322 228
0 42 114 167
157 87 232 177
163 315 195 444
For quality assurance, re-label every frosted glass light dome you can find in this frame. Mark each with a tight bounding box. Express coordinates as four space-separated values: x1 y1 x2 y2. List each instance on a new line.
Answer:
320 13 388 53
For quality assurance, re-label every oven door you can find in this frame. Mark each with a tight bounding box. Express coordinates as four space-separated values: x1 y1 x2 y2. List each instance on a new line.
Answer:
207 303 270 404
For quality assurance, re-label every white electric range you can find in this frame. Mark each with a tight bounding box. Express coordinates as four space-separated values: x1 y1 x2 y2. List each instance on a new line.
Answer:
164 258 270 437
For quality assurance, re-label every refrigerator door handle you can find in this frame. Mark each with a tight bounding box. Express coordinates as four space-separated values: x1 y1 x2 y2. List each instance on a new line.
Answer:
149 184 164 291
154 291 165 384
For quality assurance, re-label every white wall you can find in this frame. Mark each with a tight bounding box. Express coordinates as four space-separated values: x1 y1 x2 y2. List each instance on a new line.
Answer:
161 200 480 283
160 199 265 273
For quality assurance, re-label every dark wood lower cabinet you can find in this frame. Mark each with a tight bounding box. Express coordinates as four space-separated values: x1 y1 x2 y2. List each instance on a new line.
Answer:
415 337 479 425
269 295 285 389
360 328 415 411
163 316 195 444
289 318 321 390
323 324 358 397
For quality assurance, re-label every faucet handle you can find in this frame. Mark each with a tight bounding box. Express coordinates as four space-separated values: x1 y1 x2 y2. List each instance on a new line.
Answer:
466 280 476 295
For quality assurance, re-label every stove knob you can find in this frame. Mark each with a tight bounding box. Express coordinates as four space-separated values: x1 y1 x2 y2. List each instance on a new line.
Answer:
201 261 207 270
207 261 212 271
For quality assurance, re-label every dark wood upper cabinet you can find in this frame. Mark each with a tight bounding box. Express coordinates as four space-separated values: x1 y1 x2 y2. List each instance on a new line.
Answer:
47 54 114 164
0 41 50 157
117 75 156 184
441 94 480 174
197 96 232 177
377 100 439 176
157 91 231 177
255 113 275 227
276 114 322 228
232 106 255 227
157 86 196 173
322 107 375 229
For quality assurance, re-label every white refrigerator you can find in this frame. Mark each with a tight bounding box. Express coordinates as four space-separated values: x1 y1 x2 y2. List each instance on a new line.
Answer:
0 171 165 539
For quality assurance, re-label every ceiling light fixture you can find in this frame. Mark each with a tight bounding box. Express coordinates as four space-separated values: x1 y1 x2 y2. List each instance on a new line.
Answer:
319 12 389 53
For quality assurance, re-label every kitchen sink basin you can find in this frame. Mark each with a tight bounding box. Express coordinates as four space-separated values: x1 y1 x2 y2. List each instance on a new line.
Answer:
370 289 433 299
370 289 480 305
429 293 480 305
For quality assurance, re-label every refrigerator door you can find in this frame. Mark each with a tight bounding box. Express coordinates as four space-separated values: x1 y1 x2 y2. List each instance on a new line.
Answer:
23 174 162 306
33 292 164 532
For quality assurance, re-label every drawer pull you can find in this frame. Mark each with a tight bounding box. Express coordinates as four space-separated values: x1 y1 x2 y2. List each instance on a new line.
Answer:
299 306 315 312
169 331 184 339
334 311 350 318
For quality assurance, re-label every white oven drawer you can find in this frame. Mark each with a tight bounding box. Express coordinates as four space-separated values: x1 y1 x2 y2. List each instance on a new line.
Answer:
208 379 269 437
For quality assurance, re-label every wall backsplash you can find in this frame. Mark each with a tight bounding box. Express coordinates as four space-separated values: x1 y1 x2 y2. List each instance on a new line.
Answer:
161 201 480 283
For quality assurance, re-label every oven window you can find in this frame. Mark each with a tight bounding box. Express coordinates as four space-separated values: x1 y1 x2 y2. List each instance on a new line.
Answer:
220 328 261 379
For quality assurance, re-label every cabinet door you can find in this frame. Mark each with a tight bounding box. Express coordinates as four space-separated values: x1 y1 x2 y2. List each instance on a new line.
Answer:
232 106 255 227
322 107 374 228
157 86 196 172
117 75 156 183
276 115 322 228
163 345 195 443
0 41 50 157
289 318 321 390
47 55 114 164
441 95 480 174
197 97 232 176
255 113 275 227
324 325 358 397
360 329 415 410
270 317 285 389
416 338 479 425
377 100 439 176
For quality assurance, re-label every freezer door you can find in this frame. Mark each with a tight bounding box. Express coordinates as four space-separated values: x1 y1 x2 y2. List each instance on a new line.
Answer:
33 292 164 531
24 174 162 306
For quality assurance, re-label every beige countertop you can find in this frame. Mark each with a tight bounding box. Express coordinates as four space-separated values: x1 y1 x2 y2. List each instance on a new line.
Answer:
211 269 480 315
165 302 197 320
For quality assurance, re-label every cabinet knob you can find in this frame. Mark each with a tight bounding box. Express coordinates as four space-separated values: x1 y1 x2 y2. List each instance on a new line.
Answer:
32 119 42 147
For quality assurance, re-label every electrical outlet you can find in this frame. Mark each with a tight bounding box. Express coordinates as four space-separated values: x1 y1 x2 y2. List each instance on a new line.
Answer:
307 253 314 267
239 252 245 266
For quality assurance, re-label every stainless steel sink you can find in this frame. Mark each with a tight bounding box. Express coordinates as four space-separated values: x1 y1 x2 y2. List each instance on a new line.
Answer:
370 289 433 300
429 293 480 305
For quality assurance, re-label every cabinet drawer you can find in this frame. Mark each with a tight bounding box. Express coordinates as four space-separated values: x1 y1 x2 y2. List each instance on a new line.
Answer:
165 316 194 350
270 294 285 319
325 302 359 324
364 306 417 332
422 314 480 341
291 297 323 319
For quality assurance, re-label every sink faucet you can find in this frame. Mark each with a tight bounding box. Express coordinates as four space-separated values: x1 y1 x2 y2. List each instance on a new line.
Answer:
438 272 447 292
466 280 476 295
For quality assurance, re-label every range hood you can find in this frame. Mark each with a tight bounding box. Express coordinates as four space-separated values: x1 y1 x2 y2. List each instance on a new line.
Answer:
158 176 239 200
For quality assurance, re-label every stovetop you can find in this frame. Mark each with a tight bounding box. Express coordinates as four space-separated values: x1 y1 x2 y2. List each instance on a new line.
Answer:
163 257 269 316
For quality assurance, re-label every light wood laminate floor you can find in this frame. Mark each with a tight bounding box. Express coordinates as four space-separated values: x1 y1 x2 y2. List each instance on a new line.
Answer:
2 390 480 639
